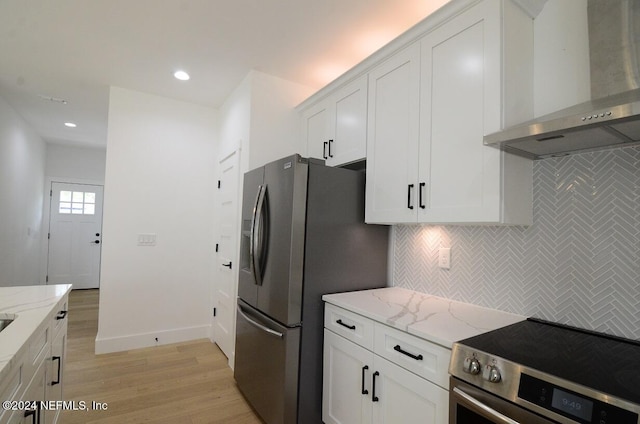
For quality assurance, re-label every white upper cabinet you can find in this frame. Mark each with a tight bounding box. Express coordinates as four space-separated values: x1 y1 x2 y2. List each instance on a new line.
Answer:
366 0 534 225
365 43 421 224
301 75 368 167
419 0 503 223
303 100 330 161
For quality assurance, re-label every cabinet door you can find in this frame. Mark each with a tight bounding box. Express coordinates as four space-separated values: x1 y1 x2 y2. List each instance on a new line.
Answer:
327 75 368 167
365 43 421 224
4 408 36 424
418 0 503 223
9 360 47 424
371 355 448 424
302 100 330 161
323 330 373 424
45 330 66 424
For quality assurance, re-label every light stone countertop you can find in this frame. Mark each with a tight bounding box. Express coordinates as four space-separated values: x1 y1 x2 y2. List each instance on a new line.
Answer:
323 287 525 348
0 284 72 383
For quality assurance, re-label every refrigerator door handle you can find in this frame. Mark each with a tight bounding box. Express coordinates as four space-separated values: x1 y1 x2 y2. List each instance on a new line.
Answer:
250 184 267 286
237 304 284 338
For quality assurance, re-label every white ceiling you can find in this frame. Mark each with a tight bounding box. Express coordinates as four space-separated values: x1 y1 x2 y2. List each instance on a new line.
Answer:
0 0 449 148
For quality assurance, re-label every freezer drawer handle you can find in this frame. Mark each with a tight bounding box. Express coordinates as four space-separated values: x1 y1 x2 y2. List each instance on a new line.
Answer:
361 365 369 395
336 319 356 330
394 344 423 361
237 305 283 338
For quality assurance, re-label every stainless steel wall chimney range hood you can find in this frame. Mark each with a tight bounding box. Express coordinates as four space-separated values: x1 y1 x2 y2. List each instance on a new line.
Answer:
484 0 640 159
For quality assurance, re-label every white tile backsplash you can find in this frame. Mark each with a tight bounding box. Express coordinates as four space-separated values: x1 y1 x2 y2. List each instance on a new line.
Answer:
393 145 640 340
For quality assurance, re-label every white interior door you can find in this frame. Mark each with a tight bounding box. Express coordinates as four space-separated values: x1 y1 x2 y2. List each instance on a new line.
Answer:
47 182 104 289
213 150 241 363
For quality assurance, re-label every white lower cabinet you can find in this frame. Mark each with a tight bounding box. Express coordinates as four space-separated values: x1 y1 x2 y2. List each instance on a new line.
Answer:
372 355 448 424
323 329 372 424
323 304 448 424
0 295 68 424
45 320 66 424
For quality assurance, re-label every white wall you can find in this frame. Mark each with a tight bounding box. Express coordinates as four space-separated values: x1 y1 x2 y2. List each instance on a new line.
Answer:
96 86 218 353
45 144 106 183
218 69 313 171
218 74 251 168
0 96 47 287
246 71 314 170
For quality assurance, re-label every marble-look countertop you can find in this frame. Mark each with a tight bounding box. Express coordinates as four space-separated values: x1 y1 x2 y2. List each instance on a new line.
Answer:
323 287 525 348
0 284 72 383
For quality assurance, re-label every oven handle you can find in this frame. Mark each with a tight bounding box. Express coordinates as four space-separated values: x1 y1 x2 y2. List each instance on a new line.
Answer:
452 387 521 424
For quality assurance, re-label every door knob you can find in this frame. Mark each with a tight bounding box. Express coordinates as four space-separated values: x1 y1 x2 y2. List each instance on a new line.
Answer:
222 262 232 269
95 233 100 237
92 240 100 244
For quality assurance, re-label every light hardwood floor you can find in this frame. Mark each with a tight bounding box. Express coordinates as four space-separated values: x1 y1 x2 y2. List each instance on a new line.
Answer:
61 289 263 424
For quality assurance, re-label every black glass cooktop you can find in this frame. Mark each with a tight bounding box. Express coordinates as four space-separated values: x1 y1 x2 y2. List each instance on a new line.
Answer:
458 318 640 405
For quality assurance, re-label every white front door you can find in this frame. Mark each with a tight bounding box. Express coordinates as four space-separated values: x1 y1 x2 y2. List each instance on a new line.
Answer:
213 150 241 363
47 182 104 289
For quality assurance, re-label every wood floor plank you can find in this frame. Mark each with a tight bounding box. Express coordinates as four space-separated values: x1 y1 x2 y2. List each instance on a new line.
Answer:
61 289 263 424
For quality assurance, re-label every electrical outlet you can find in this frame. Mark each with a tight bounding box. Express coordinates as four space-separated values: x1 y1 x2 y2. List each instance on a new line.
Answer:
438 247 451 269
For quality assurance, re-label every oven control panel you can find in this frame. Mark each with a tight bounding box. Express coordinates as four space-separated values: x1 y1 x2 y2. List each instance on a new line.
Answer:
449 344 521 401
451 343 640 424
519 373 639 424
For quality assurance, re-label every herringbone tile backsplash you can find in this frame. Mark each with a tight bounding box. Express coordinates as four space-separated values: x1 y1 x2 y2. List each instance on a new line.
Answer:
393 145 640 340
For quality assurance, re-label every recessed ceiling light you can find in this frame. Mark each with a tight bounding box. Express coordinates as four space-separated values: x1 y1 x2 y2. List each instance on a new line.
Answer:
174 70 190 81
64 122 77 128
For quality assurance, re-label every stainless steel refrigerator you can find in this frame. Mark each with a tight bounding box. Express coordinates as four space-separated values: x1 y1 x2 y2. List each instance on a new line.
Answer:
234 154 388 424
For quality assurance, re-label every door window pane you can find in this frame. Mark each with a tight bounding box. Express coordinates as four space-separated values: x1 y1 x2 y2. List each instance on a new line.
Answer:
60 191 72 202
72 191 84 203
71 203 84 214
58 190 97 215
59 202 71 214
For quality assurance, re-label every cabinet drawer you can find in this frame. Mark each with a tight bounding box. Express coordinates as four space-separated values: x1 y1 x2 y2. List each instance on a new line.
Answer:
324 303 374 351
29 325 49 367
374 322 450 389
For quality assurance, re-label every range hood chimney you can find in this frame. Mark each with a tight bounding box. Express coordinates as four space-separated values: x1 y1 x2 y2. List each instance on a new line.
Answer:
484 0 640 159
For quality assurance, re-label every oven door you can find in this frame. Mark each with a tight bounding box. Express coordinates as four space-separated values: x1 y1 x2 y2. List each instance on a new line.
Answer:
450 378 559 424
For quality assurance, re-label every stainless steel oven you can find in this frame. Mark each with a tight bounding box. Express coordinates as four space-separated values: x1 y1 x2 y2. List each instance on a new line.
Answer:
449 318 640 424
450 378 555 424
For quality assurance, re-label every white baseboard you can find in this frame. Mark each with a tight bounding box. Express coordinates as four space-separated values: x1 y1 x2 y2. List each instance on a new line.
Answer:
95 325 209 354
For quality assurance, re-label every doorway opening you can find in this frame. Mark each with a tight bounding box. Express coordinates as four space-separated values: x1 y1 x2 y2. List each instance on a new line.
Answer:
46 181 104 289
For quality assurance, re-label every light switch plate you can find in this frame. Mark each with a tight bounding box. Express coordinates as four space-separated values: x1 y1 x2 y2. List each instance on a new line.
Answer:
137 233 157 246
